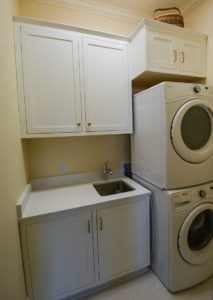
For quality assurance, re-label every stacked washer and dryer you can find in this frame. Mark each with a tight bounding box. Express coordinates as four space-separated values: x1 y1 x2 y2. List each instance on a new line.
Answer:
131 82 213 292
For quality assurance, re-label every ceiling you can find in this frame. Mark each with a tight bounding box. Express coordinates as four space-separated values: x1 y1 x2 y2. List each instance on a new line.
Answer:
33 0 204 21
83 0 191 15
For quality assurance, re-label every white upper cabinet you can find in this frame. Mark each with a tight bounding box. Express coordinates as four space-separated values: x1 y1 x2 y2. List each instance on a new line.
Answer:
83 38 131 132
21 27 82 134
178 37 205 74
149 31 178 71
130 18 207 81
14 19 132 138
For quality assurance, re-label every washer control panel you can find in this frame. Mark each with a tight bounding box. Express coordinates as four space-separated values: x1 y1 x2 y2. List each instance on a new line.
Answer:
197 186 213 200
199 189 207 198
194 185 213 203
171 184 213 213
193 85 201 93
171 191 192 212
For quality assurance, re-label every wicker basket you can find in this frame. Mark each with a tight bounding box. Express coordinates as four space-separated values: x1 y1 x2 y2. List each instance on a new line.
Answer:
153 7 184 27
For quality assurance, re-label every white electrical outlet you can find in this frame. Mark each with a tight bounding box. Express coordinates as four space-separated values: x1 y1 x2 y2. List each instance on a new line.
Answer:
60 163 68 174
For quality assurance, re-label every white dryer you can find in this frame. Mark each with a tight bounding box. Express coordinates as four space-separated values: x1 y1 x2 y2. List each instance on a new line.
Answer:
133 175 213 292
131 82 213 189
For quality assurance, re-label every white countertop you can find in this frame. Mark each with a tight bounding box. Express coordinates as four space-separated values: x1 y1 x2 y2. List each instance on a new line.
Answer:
17 176 150 220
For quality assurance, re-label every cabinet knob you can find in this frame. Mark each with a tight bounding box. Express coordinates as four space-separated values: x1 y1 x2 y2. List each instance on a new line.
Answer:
77 122 81 126
88 123 92 126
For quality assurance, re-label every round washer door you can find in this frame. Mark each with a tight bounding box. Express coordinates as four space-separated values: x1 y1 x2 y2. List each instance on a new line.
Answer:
178 203 213 265
171 99 213 163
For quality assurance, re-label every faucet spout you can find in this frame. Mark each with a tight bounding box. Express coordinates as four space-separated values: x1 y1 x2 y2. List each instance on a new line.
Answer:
103 161 114 180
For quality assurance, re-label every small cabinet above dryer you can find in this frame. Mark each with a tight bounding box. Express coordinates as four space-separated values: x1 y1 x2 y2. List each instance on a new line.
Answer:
130 18 207 88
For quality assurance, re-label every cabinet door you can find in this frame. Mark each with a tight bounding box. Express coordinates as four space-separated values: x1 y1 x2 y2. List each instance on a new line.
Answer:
21 26 82 134
26 212 94 300
179 38 205 75
97 200 150 281
82 37 131 132
148 31 178 71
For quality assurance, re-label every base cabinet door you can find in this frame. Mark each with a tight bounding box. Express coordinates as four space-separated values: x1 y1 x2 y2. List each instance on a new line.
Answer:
25 212 94 300
97 200 150 281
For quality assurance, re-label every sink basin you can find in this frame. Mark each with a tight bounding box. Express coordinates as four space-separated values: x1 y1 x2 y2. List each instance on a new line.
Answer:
93 180 135 196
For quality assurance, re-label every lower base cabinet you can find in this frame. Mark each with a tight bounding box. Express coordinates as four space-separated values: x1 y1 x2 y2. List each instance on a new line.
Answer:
20 197 150 300
97 201 150 281
23 211 95 300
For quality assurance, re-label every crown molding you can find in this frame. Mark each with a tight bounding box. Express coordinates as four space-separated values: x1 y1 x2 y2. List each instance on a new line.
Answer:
180 0 204 16
30 0 204 23
31 0 149 22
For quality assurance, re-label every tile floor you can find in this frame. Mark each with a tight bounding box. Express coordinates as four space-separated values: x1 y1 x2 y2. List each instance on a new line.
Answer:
83 270 213 300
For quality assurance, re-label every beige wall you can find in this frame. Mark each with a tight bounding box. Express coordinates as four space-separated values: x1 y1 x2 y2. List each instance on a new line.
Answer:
18 0 133 179
19 0 137 35
28 135 130 178
0 0 28 299
185 0 213 85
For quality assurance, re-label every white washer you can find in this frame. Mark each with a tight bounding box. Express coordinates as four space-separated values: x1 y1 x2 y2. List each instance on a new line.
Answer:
131 82 213 189
133 175 213 292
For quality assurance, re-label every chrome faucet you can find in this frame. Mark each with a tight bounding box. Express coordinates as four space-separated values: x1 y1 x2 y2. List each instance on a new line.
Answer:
103 161 113 180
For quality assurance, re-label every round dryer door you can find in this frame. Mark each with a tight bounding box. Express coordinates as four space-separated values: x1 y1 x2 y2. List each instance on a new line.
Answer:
171 99 213 163
178 203 213 265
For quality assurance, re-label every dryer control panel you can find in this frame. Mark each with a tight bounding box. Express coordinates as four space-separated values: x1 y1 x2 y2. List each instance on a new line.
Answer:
165 82 213 102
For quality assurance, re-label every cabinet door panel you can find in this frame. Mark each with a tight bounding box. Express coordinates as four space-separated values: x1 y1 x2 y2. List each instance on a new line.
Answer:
21 27 82 133
83 38 131 132
149 31 178 71
179 38 205 75
26 212 94 300
97 201 150 281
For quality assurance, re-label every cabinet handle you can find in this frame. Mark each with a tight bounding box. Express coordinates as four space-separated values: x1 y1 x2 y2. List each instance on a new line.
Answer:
99 217 103 230
88 122 92 126
180 51 185 64
173 50 177 63
87 220 91 233
77 122 81 126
